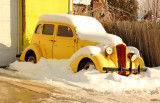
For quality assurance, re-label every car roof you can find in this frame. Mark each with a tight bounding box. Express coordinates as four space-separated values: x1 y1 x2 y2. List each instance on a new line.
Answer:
39 14 95 26
39 14 122 46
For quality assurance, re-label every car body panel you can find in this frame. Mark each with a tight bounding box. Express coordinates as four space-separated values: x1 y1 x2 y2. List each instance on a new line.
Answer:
70 45 144 74
52 23 76 59
20 14 145 74
20 43 42 62
77 40 99 50
70 53 116 73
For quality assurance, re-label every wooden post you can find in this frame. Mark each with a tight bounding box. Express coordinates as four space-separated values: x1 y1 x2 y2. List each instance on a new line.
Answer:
156 0 159 17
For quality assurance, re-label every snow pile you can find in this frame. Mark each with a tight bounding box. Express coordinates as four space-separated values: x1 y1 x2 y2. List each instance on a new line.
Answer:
39 14 122 46
1 58 160 93
73 0 92 5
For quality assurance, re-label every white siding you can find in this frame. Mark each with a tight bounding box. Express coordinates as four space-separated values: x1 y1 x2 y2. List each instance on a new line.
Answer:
0 0 18 66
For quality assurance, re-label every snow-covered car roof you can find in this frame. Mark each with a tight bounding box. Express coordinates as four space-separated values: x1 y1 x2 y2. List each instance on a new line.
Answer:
39 14 122 46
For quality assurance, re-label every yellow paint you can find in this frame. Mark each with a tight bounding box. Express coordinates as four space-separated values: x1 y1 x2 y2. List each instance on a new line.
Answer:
70 54 116 73
20 43 42 62
52 22 77 59
134 56 145 68
20 18 145 73
70 50 144 73
23 0 70 50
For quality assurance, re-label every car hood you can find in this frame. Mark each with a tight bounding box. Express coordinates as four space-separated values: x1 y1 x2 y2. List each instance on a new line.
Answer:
77 32 123 46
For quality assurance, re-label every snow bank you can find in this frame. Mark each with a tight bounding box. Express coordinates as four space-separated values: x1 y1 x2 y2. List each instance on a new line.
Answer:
39 14 122 46
1 58 160 93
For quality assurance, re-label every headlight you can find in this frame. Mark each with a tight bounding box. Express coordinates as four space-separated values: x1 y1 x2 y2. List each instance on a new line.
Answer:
131 54 137 61
105 47 113 55
128 53 137 61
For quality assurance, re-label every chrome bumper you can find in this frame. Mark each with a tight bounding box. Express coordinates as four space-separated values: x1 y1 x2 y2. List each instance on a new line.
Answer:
103 65 147 74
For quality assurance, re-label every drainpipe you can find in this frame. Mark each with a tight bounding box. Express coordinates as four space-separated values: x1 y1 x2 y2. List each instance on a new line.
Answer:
70 0 73 14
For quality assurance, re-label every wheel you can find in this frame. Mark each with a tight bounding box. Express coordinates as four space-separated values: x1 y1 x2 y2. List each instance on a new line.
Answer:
27 53 37 63
78 59 95 72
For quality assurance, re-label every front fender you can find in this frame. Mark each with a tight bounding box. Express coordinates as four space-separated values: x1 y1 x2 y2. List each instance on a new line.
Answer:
133 56 145 68
20 44 42 62
127 46 145 68
70 53 116 73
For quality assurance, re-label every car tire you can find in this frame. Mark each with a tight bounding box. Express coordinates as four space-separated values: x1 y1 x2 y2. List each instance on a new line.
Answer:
27 53 37 63
78 59 95 72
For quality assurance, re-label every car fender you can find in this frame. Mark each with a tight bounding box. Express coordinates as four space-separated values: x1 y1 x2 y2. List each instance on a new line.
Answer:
20 43 42 62
133 56 145 68
127 46 145 68
69 46 116 73
127 46 140 57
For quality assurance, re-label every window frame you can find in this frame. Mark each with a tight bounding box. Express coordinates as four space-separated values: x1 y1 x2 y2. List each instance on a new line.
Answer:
57 25 74 37
35 24 42 34
42 24 55 35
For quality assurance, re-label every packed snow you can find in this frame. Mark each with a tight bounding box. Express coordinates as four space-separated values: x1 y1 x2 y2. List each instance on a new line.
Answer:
39 14 122 46
0 58 160 93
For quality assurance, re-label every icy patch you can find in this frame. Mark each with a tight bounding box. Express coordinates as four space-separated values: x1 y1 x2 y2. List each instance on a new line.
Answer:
1 58 160 93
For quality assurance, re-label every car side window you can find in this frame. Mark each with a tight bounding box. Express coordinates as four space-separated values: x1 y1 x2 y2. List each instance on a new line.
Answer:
42 24 54 35
35 24 41 34
58 25 73 37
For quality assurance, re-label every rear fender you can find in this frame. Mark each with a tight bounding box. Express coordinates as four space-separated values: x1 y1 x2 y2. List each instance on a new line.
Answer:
20 44 42 62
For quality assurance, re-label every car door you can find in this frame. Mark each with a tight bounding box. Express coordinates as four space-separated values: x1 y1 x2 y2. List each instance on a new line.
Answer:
53 24 75 59
39 23 55 58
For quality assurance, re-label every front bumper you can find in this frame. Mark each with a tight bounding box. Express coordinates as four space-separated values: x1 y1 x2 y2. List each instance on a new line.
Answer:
103 65 147 74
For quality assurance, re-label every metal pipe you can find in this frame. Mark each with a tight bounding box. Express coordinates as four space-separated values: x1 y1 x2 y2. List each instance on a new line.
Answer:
129 61 132 75
69 0 73 14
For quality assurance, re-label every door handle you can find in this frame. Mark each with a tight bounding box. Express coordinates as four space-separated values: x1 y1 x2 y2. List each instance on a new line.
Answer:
49 40 56 42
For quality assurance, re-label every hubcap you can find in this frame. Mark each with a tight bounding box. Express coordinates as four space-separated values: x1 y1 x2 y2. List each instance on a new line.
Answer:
28 56 36 63
83 62 94 70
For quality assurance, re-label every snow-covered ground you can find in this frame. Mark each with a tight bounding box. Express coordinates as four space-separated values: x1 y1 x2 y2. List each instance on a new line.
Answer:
0 58 160 94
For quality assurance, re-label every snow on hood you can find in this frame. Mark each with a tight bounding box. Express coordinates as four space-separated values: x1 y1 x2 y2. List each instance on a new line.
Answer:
77 32 123 46
1 58 160 93
39 14 123 46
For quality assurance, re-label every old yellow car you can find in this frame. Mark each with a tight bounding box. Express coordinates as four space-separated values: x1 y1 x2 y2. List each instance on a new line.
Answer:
19 14 147 75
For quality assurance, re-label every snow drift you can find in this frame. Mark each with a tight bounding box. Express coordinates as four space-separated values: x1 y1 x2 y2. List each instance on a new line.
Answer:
1 58 160 93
